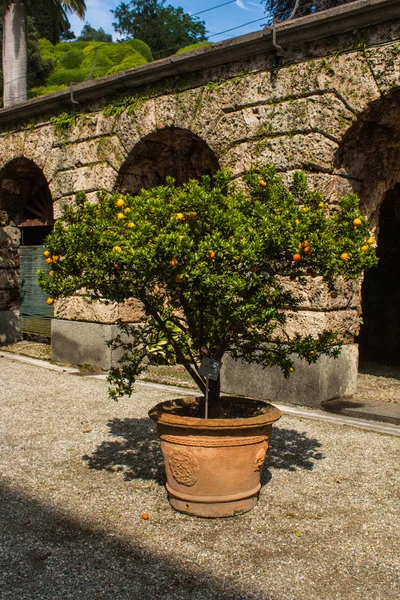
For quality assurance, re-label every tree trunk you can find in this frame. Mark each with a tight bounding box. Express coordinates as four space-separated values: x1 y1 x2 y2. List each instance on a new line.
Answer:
3 0 27 108
208 376 222 419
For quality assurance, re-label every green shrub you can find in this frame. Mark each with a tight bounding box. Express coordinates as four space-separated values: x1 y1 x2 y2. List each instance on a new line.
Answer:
38 38 55 61
29 83 66 97
126 39 153 62
60 49 85 69
47 67 87 85
176 42 213 54
106 53 148 75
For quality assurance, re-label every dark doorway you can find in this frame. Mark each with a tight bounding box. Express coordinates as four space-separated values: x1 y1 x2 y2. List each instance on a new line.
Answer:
358 183 400 364
0 158 54 339
116 127 220 195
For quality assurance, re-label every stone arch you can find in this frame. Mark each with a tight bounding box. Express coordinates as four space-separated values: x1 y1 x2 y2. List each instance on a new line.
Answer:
116 127 220 195
337 89 400 364
0 158 54 342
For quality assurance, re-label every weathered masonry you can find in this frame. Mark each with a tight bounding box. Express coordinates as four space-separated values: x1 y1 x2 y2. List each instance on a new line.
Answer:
1 0 400 407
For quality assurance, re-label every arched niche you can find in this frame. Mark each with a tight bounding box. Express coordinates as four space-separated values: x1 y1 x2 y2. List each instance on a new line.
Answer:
0 158 54 339
337 90 400 365
358 183 400 364
116 127 220 195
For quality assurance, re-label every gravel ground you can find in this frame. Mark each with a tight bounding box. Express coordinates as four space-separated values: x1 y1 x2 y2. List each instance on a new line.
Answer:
0 354 399 600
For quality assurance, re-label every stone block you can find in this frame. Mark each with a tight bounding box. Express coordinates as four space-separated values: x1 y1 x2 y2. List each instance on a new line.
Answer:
0 227 20 248
0 268 19 289
51 319 124 370
280 309 360 343
280 172 359 204
221 132 338 177
53 192 99 219
0 310 22 345
277 276 362 311
220 344 358 408
23 124 55 169
54 296 119 324
112 111 142 154
0 249 19 268
54 296 145 324
118 298 145 322
49 163 117 200
365 43 400 95
0 288 19 310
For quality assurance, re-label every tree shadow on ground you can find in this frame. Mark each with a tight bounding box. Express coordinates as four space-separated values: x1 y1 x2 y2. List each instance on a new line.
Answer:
261 426 324 485
0 484 267 600
83 418 165 484
84 419 325 487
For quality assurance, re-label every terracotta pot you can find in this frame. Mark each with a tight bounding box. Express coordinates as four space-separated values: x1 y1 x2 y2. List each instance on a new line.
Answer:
149 396 282 518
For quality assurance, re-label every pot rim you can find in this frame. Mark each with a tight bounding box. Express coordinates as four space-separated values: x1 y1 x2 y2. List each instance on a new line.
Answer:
148 396 282 430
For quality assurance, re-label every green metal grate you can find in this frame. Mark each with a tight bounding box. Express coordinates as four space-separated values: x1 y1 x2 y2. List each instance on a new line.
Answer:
20 246 53 337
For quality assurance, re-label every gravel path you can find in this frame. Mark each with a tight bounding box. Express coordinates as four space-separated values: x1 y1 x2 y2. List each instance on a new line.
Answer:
0 354 399 600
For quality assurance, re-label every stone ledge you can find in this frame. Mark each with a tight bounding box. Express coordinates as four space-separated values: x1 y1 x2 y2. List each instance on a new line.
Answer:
322 397 400 425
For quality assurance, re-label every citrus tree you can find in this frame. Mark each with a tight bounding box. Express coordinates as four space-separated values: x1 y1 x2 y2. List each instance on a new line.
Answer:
38 166 377 417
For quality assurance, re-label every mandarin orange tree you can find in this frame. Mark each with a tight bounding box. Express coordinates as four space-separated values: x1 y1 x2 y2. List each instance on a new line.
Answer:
38 166 377 417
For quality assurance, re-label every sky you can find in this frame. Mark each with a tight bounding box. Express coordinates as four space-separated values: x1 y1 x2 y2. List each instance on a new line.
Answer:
67 1 268 44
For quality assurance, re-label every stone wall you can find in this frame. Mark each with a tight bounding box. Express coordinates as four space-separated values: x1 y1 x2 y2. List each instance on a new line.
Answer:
0 0 400 402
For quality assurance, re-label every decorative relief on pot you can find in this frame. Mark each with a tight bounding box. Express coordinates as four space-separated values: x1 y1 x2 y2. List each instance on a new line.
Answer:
254 446 267 472
161 434 267 447
168 449 200 487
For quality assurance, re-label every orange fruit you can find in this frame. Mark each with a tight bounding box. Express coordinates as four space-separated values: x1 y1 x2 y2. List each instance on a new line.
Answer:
292 253 301 262
127 222 135 228
176 213 185 222
112 246 122 254
45 257 53 264
303 246 311 254
116 198 125 208
366 237 374 245
361 245 369 252
208 250 216 260
259 180 267 187
289 367 295 372
124 207 131 213
48 271 54 277
117 212 125 220
46 298 54 305
301 240 309 248
52 255 60 261
295 219 301 225
43 250 51 257
340 252 349 261
353 218 362 227
318 202 324 208
141 513 149 520
187 211 197 219
114 263 120 270
170 258 178 267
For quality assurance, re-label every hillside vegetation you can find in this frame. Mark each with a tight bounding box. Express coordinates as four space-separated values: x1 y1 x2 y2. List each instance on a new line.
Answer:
30 38 154 97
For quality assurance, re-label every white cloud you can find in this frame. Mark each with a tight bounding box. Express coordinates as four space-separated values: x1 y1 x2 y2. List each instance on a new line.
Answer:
236 1 252 11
